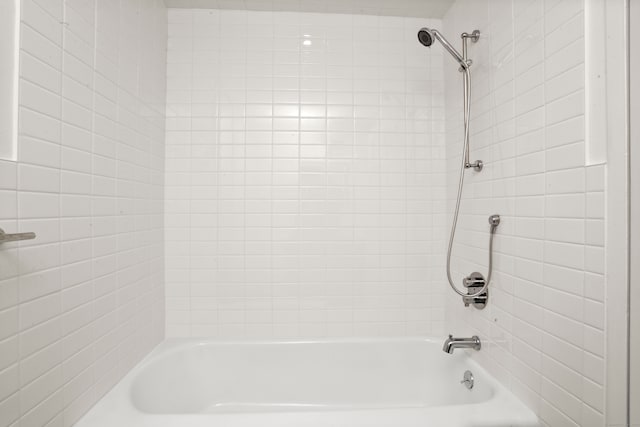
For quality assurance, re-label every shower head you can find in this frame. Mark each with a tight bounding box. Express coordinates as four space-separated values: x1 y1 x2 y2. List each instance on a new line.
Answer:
417 27 469 70
417 28 434 47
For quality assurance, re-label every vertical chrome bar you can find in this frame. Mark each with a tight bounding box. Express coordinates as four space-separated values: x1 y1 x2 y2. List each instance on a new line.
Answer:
461 36 470 166
461 33 468 65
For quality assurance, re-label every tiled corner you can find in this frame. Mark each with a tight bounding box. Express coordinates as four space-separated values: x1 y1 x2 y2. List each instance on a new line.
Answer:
0 0 168 425
443 1 604 426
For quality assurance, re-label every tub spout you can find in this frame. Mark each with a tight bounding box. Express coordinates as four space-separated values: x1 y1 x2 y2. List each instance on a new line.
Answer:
442 335 481 354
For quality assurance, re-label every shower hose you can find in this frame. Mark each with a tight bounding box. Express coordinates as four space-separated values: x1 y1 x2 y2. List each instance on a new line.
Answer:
446 67 499 298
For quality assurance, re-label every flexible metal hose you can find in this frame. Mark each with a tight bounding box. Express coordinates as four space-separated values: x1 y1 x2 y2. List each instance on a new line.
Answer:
445 67 497 298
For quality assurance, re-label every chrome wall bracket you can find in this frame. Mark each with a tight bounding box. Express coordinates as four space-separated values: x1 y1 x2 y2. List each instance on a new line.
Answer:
461 30 480 43
0 228 36 244
462 271 488 309
465 160 483 171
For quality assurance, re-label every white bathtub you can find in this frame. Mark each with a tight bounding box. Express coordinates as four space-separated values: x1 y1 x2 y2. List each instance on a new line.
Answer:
76 338 538 427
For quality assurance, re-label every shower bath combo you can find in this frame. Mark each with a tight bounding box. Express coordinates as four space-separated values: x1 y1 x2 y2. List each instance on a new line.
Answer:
417 28 500 309
71 13 540 426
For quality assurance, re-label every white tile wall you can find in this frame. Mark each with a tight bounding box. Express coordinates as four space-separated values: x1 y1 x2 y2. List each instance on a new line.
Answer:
165 9 448 339
164 0 456 19
0 0 167 426
443 1 605 426
0 0 19 161
630 1 640 424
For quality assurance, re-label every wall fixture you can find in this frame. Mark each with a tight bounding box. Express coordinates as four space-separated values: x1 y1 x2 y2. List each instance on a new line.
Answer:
0 228 36 243
417 27 500 309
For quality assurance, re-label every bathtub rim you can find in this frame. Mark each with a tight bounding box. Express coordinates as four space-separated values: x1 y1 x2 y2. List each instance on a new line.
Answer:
76 336 540 427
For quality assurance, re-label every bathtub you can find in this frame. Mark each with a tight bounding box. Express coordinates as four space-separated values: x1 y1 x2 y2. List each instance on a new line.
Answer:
76 337 538 427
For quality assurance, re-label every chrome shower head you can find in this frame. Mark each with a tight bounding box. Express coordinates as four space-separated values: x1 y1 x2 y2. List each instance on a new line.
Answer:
417 28 434 47
417 27 470 70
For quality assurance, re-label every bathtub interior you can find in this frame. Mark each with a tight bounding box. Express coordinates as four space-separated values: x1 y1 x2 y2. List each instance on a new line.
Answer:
130 339 494 414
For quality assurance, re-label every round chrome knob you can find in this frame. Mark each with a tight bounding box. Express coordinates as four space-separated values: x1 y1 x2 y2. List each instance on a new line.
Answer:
461 370 475 389
488 214 500 226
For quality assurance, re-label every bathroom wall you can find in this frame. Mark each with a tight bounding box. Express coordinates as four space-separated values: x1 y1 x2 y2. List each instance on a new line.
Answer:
165 9 448 338
443 1 605 426
630 1 639 425
0 0 167 426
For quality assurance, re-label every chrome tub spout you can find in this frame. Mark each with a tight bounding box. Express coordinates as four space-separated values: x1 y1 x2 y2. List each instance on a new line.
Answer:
442 335 481 354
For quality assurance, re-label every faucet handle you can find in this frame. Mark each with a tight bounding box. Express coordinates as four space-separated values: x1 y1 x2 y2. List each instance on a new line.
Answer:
460 370 474 389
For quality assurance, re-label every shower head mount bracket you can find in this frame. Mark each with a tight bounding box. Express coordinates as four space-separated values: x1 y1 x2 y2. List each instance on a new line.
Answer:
461 30 480 43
